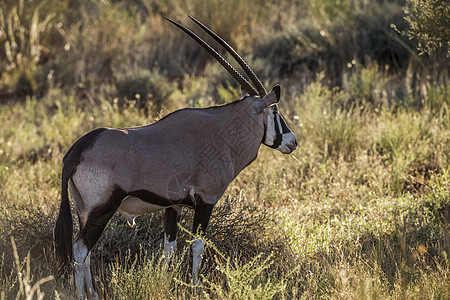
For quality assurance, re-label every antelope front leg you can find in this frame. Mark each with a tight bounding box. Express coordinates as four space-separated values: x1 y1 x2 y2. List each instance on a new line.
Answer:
164 206 182 264
192 197 214 285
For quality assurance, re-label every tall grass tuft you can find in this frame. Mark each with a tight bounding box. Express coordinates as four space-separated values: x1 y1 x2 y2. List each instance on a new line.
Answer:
0 0 55 96
0 237 54 299
104 247 189 299
202 247 289 299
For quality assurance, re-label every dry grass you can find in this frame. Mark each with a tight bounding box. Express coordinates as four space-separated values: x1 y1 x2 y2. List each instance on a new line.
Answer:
0 78 448 298
0 0 449 299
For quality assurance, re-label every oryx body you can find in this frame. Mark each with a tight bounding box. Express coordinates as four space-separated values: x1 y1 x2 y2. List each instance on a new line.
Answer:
55 16 297 299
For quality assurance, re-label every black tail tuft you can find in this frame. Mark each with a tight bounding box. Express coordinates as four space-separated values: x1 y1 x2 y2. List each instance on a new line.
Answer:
54 166 73 267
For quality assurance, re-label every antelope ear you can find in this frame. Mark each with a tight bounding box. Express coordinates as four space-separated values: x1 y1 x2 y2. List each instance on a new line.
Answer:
241 86 249 98
256 85 281 113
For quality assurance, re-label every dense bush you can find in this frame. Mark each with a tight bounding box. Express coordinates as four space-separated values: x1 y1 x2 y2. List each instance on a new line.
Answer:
402 0 449 56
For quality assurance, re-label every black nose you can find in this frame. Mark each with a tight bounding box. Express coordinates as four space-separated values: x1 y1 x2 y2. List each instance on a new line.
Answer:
294 139 298 147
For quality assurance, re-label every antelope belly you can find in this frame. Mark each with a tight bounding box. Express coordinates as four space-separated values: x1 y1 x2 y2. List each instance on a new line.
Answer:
118 196 165 226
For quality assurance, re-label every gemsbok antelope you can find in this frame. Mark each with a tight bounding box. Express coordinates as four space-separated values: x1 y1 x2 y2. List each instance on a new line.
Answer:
54 16 297 299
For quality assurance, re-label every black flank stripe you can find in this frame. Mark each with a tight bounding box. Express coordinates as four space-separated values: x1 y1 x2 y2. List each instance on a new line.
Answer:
128 189 195 209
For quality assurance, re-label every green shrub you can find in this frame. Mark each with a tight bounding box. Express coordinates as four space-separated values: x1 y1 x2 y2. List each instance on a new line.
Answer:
373 109 447 192
115 68 177 111
343 61 392 109
403 0 450 56
297 75 363 161
253 0 408 84
60 0 139 86
105 248 188 299
180 74 210 107
204 251 288 300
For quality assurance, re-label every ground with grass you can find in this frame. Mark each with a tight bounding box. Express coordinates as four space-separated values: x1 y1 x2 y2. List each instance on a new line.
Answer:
0 0 449 299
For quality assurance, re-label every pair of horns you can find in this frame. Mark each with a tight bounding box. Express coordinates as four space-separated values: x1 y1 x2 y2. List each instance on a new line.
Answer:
165 16 267 97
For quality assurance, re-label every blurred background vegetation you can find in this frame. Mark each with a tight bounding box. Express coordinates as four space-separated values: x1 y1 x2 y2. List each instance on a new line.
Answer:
0 0 447 107
0 0 448 299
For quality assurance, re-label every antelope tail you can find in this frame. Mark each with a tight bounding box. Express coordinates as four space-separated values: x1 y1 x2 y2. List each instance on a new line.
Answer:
54 163 74 267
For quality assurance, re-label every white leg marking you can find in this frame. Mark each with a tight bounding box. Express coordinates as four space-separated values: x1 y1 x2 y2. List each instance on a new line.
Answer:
84 253 99 300
73 240 88 299
192 239 205 285
163 233 177 264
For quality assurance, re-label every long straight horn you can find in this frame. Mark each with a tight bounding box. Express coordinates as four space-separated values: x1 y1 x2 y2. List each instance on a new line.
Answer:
165 17 258 96
189 16 267 97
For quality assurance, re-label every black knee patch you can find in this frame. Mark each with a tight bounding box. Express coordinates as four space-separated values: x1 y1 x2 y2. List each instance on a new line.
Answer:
164 207 181 242
192 195 214 235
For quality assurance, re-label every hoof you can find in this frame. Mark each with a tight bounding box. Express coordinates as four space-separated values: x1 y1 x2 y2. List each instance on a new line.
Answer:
193 279 203 294
86 287 99 300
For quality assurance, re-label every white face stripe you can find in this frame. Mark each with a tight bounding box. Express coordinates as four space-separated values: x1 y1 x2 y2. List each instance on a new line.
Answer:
263 106 297 153
263 108 278 145
276 114 283 133
263 106 284 146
